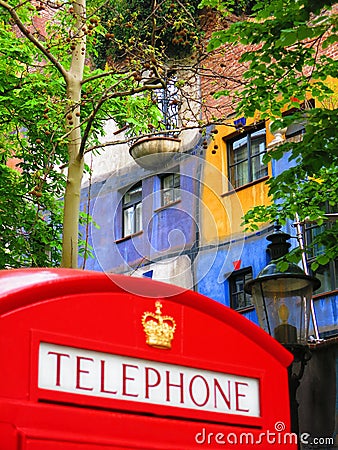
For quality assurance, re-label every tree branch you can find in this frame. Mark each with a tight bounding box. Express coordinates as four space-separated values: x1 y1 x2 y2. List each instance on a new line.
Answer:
82 68 130 85
84 120 236 155
0 0 68 81
78 82 163 157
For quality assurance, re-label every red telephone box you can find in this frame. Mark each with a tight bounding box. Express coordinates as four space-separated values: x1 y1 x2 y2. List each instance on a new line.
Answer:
0 269 296 449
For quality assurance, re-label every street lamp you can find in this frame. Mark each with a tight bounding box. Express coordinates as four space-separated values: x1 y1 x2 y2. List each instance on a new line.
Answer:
244 225 320 437
244 225 320 346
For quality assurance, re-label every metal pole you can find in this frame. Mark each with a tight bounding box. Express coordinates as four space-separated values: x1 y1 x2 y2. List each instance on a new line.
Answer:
294 213 320 341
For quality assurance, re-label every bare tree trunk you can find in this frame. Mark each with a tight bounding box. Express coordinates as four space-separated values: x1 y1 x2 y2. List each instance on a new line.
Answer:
61 0 86 268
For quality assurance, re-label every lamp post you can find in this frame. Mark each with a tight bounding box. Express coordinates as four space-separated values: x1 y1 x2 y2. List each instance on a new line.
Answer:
244 225 320 439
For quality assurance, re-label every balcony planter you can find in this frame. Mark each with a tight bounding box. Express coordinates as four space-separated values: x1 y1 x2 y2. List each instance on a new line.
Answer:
129 136 181 170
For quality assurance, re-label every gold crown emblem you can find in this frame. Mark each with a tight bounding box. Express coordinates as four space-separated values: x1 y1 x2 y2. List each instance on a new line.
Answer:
142 301 176 349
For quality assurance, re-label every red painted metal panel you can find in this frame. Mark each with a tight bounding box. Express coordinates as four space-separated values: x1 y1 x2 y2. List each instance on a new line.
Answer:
0 269 295 449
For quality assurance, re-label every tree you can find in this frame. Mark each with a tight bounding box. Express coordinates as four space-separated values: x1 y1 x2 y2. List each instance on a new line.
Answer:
0 0 202 269
201 0 338 269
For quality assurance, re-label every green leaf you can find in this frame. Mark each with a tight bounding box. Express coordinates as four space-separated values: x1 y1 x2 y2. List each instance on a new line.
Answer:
311 261 319 272
279 30 298 47
317 254 330 266
278 261 289 272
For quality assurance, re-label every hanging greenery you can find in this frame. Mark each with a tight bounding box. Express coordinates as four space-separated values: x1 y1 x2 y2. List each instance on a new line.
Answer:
94 0 202 69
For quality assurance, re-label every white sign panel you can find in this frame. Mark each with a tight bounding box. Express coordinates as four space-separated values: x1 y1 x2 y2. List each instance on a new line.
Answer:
38 342 260 417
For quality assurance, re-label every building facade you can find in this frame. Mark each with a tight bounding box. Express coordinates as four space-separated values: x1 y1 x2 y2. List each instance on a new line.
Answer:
79 19 338 445
80 117 337 337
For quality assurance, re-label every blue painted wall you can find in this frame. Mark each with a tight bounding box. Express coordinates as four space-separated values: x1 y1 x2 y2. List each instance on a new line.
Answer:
79 131 337 340
195 230 273 324
80 152 200 274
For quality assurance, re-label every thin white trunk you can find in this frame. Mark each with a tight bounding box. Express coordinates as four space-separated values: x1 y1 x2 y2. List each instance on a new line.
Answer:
61 0 86 268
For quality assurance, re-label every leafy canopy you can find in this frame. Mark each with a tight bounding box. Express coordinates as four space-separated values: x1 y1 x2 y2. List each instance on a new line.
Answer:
0 0 167 268
94 0 202 68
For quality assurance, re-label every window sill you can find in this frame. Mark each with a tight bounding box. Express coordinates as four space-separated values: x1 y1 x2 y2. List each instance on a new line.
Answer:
154 199 181 213
114 230 143 244
234 305 255 314
313 288 338 300
221 175 269 198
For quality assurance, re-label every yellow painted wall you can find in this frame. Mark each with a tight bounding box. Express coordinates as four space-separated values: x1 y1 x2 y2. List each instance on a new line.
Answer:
200 77 338 245
200 120 274 244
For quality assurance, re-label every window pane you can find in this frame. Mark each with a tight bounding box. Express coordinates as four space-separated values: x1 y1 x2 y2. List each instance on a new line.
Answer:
233 160 248 187
123 207 134 236
234 277 245 293
163 180 172 191
163 190 174 205
251 138 265 156
123 185 142 206
122 183 142 236
251 153 268 181
233 136 247 151
315 263 332 294
307 224 325 258
173 188 180 202
173 173 180 188
234 293 245 309
313 227 325 257
135 202 142 233
251 129 266 166
161 174 180 206
233 142 247 164
123 192 131 205
251 128 265 141
163 175 174 189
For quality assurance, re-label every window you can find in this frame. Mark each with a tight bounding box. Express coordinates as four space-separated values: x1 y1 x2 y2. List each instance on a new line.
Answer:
306 219 338 294
161 173 180 206
122 183 142 237
285 122 305 143
227 127 267 189
229 268 253 310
